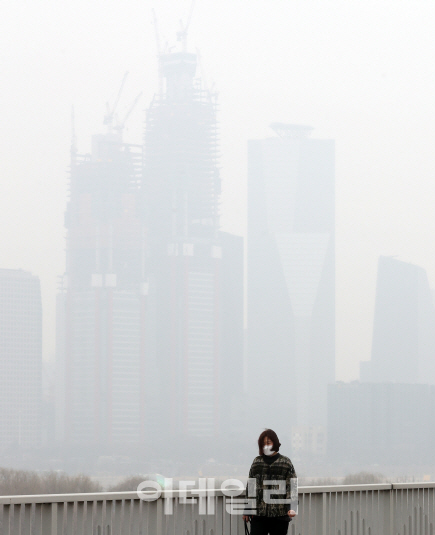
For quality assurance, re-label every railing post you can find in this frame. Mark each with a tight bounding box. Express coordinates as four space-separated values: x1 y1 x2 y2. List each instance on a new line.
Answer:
156 497 163 535
390 487 394 535
2 504 11 535
23 503 32 534
41 503 57 535
322 492 327 535
382 487 394 535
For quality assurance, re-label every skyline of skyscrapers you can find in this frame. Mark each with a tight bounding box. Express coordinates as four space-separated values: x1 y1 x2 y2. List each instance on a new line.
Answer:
5 37 434 466
3 93 435 469
55 44 244 448
247 123 335 431
0 8 435 480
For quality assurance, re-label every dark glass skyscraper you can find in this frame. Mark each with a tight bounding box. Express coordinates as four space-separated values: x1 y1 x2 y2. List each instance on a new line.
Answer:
247 124 335 429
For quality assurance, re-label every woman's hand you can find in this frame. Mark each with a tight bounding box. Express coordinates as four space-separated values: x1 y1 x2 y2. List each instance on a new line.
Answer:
287 510 296 518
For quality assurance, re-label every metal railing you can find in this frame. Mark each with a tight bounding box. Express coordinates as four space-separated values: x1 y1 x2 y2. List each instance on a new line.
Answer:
0 482 434 534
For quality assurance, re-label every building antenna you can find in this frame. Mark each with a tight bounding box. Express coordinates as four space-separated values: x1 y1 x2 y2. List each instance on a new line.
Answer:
152 8 162 57
177 0 195 53
104 71 129 131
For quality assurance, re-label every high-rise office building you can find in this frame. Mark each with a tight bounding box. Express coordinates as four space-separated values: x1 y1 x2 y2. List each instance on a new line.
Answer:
360 256 435 384
143 51 243 438
248 124 335 428
0 269 42 451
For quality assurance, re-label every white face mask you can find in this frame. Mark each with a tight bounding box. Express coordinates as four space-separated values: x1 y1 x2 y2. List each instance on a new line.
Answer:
263 445 275 456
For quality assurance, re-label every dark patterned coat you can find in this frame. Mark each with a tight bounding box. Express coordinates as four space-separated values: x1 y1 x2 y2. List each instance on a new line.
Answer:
245 454 297 517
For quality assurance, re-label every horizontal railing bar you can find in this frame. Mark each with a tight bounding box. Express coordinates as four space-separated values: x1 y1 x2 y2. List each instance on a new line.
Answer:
392 482 435 490
0 491 142 505
1 482 434 505
299 483 393 493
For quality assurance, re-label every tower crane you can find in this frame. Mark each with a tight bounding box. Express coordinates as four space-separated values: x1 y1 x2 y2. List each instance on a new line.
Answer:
177 0 195 53
104 71 129 131
114 92 143 134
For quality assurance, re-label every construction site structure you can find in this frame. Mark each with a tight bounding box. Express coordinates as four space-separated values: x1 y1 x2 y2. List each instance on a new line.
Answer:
57 38 243 449
56 122 154 447
143 46 242 439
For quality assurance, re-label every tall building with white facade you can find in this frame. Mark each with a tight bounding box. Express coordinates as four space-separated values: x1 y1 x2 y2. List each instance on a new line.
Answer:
0 269 42 451
247 124 335 429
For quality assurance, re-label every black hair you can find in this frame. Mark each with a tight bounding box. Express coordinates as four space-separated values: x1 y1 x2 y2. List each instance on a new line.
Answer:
258 429 281 455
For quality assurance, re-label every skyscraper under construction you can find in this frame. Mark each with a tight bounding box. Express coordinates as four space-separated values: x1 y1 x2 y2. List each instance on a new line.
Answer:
143 50 243 439
56 126 148 448
57 43 243 449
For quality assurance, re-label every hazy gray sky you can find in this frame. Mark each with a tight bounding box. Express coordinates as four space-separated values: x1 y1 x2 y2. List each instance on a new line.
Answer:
1 0 435 380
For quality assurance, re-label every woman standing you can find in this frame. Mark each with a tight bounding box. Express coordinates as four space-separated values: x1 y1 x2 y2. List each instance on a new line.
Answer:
242 429 297 535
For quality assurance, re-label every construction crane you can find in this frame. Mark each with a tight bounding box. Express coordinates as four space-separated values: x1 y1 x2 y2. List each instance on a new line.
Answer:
177 0 195 53
104 71 129 131
113 92 143 134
